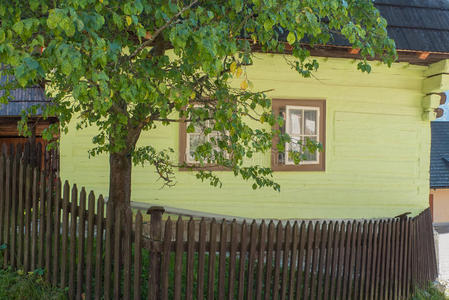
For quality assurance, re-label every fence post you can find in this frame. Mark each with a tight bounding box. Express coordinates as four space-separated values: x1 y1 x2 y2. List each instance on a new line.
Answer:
147 206 165 300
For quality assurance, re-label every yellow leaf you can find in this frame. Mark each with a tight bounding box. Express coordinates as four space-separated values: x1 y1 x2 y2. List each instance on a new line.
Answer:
236 67 243 78
99 0 103 3
190 91 196 100
240 79 248 90
126 16 132 27
287 32 296 46
252 35 257 44
230 61 237 74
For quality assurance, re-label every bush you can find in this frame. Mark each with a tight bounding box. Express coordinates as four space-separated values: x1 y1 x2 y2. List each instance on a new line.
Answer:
412 283 447 300
0 268 67 300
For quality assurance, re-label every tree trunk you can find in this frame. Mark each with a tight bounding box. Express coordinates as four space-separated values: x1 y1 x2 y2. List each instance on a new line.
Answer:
109 152 132 212
109 151 132 267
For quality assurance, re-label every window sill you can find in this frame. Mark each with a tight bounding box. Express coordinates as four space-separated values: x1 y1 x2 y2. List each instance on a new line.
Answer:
179 165 231 171
271 164 325 172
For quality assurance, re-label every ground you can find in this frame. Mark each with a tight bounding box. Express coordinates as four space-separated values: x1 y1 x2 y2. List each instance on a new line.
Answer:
436 224 449 296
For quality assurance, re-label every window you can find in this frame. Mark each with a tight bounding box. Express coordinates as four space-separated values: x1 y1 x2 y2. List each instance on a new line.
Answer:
179 115 228 170
271 99 325 171
185 120 221 164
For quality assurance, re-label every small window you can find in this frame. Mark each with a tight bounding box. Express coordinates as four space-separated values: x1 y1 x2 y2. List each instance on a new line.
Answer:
185 120 222 164
179 111 228 170
272 99 325 171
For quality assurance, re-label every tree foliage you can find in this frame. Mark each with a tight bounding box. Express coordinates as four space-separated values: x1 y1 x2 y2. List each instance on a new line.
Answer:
0 0 396 196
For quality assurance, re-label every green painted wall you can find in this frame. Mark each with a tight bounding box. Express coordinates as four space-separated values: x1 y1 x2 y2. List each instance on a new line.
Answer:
60 54 430 219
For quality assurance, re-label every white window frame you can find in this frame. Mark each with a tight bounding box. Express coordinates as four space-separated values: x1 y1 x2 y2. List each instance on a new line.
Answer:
284 105 320 165
185 120 221 164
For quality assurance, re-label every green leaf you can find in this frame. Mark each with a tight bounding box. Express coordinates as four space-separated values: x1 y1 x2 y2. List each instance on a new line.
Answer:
62 18 76 37
30 0 40 12
33 268 45 276
263 19 273 31
12 21 23 35
47 10 62 29
287 32 296 45
17 76 28 88
61 60 72 75
0 29 5 43
75 19 84 31
112 12 123 29
124 3 133 15
233 0 243 12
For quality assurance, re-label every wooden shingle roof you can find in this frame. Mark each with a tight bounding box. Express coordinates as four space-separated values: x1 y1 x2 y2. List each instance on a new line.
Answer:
269 0 449 64
323 0 449 53
375 0 449 53
0 74 49 117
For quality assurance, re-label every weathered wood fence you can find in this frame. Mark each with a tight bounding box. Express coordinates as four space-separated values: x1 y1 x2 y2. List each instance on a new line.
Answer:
0 153 438 299
0 141 58 173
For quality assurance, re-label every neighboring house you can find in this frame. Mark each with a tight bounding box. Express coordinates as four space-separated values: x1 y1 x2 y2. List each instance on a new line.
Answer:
0 73 58 169
430 121 449 224
5 0 449 219
0 74 54 145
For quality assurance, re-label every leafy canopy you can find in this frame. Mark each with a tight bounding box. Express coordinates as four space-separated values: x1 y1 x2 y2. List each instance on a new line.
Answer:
0 0 396 190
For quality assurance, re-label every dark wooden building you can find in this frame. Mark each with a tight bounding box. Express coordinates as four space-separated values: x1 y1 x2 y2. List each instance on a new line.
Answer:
0 73 58 170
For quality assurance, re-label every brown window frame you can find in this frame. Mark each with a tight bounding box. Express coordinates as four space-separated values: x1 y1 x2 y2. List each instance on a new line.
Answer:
271 99 326 171
178 120 229 171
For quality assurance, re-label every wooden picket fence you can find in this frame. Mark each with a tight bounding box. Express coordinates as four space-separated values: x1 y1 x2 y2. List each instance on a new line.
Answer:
0 153 438 299
0 141 59 173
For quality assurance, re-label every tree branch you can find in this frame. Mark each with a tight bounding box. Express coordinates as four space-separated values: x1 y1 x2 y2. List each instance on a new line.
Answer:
128 0 198 60
152 117 215 123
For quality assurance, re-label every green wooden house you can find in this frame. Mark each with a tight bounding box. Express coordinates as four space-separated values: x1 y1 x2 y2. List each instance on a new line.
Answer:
56 0 449 219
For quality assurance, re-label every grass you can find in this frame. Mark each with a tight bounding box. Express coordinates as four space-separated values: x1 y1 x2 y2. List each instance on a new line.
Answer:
0 268 67 300
412 283 448 300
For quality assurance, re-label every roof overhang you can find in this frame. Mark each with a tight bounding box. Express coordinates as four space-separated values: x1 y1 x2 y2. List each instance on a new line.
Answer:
251 42 449 66
304 45 449 66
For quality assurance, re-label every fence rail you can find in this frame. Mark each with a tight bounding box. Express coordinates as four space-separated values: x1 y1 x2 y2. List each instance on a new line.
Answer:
0 152 438 299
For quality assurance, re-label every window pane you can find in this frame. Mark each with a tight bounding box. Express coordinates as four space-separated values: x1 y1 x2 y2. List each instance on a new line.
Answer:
193 123 205 133
303 136 317 161
188 134 206 161
288 109 303 135
277 107 287 164
304 110 317 135
279 107 286 135
286 137 301 164
209 132 221 159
